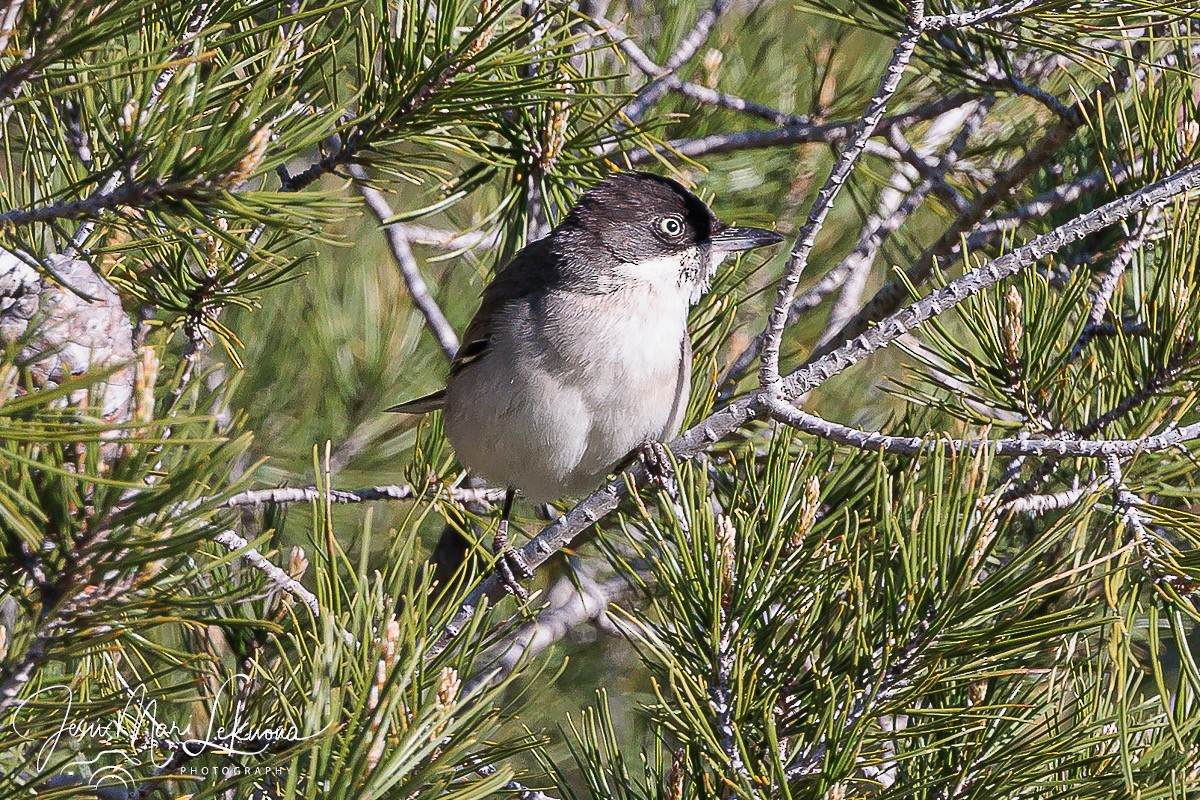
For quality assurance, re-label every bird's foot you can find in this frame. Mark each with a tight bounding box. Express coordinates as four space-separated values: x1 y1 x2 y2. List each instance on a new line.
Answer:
492 517 532 599
637 440 678 499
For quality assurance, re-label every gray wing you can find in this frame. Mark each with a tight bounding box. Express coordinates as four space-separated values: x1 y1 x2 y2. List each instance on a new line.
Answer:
385 238 554 413
661 335 692 440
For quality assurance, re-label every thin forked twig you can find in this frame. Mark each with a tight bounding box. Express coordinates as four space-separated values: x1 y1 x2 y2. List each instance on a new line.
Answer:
1069 205 1162 361
625 92 976 165
350 165 460 360
593 15 802 127
623 0 731 123
759 0 927 397
818 38 1150 358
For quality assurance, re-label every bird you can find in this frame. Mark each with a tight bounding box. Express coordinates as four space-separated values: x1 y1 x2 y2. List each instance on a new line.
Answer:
388 171 783 590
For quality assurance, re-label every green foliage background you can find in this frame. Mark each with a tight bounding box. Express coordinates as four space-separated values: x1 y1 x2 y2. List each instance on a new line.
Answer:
1 0 1199 798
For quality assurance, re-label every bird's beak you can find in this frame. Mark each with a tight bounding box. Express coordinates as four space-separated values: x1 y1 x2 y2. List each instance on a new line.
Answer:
708 225 785 253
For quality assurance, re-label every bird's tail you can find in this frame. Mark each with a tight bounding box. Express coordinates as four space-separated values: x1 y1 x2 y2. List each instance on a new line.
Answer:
385 389 446 414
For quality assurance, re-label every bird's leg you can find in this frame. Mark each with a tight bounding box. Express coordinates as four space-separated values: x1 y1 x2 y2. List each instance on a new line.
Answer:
493 487 532 598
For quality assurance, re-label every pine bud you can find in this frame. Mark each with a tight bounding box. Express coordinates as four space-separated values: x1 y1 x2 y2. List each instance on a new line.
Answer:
717 514 737 606
436 666 460 714
791 475 821 548
667 747 685 800
226 126 271 187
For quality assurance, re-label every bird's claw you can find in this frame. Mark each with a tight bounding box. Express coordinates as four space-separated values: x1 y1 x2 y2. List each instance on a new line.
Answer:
493 517 531 599
637 440 678 499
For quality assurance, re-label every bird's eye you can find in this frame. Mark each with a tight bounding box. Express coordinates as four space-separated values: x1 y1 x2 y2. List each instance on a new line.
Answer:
657 216 685 238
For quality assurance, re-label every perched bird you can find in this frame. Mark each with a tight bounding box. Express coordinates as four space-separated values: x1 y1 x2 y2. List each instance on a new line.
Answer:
389 172 782 586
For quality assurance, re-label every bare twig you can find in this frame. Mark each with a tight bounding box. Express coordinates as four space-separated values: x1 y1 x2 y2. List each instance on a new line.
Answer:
625 92 977 164
593 15 802 127
623 0 731 123
1001 482 1102 515
470 561 633 691
760 395 1200 459
925 0 1047 30
759 0 926 397
0 178 203 230
1101 453 1165 579
219 483 502 508
350 165 460 360
1069 205 1162 360
816 43 1149 357
962 161 1138 251
398 222 498 251
213 530 319 616
64 2 215 256
818 101 989 349
1088 206 1162 327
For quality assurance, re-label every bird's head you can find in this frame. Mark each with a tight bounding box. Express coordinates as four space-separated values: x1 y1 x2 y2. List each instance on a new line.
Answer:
553 172 783 302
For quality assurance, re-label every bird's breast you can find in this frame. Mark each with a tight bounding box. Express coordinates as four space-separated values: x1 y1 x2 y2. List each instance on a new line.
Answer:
538 279 690 396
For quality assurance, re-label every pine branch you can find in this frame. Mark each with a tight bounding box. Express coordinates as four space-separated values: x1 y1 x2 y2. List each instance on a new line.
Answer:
429 158 1200 658
625 92 977 164
925 0 1049 30
816 38 1150 356
65 1 215 257
623 0 731 123
0 178 207 229
723 99 987 393
781 162 1200 396
468 561 633 692
592 15 803 127
1069 205 1162 360
816 101 990 349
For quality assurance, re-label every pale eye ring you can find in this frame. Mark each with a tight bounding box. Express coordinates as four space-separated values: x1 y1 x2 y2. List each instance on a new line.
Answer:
658 215 684 237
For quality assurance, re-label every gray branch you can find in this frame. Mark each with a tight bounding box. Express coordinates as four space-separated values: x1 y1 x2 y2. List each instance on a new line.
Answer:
1001 482 1101 515
625 92 977 164
1068 205 1163 361
815 43 1147 357
593 15 802 127
213 530 320 616
219 483 502 508
469 561 634 692
623 0 731 123
817 103 987 349
760 395 1200 459
925 0 1047 30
